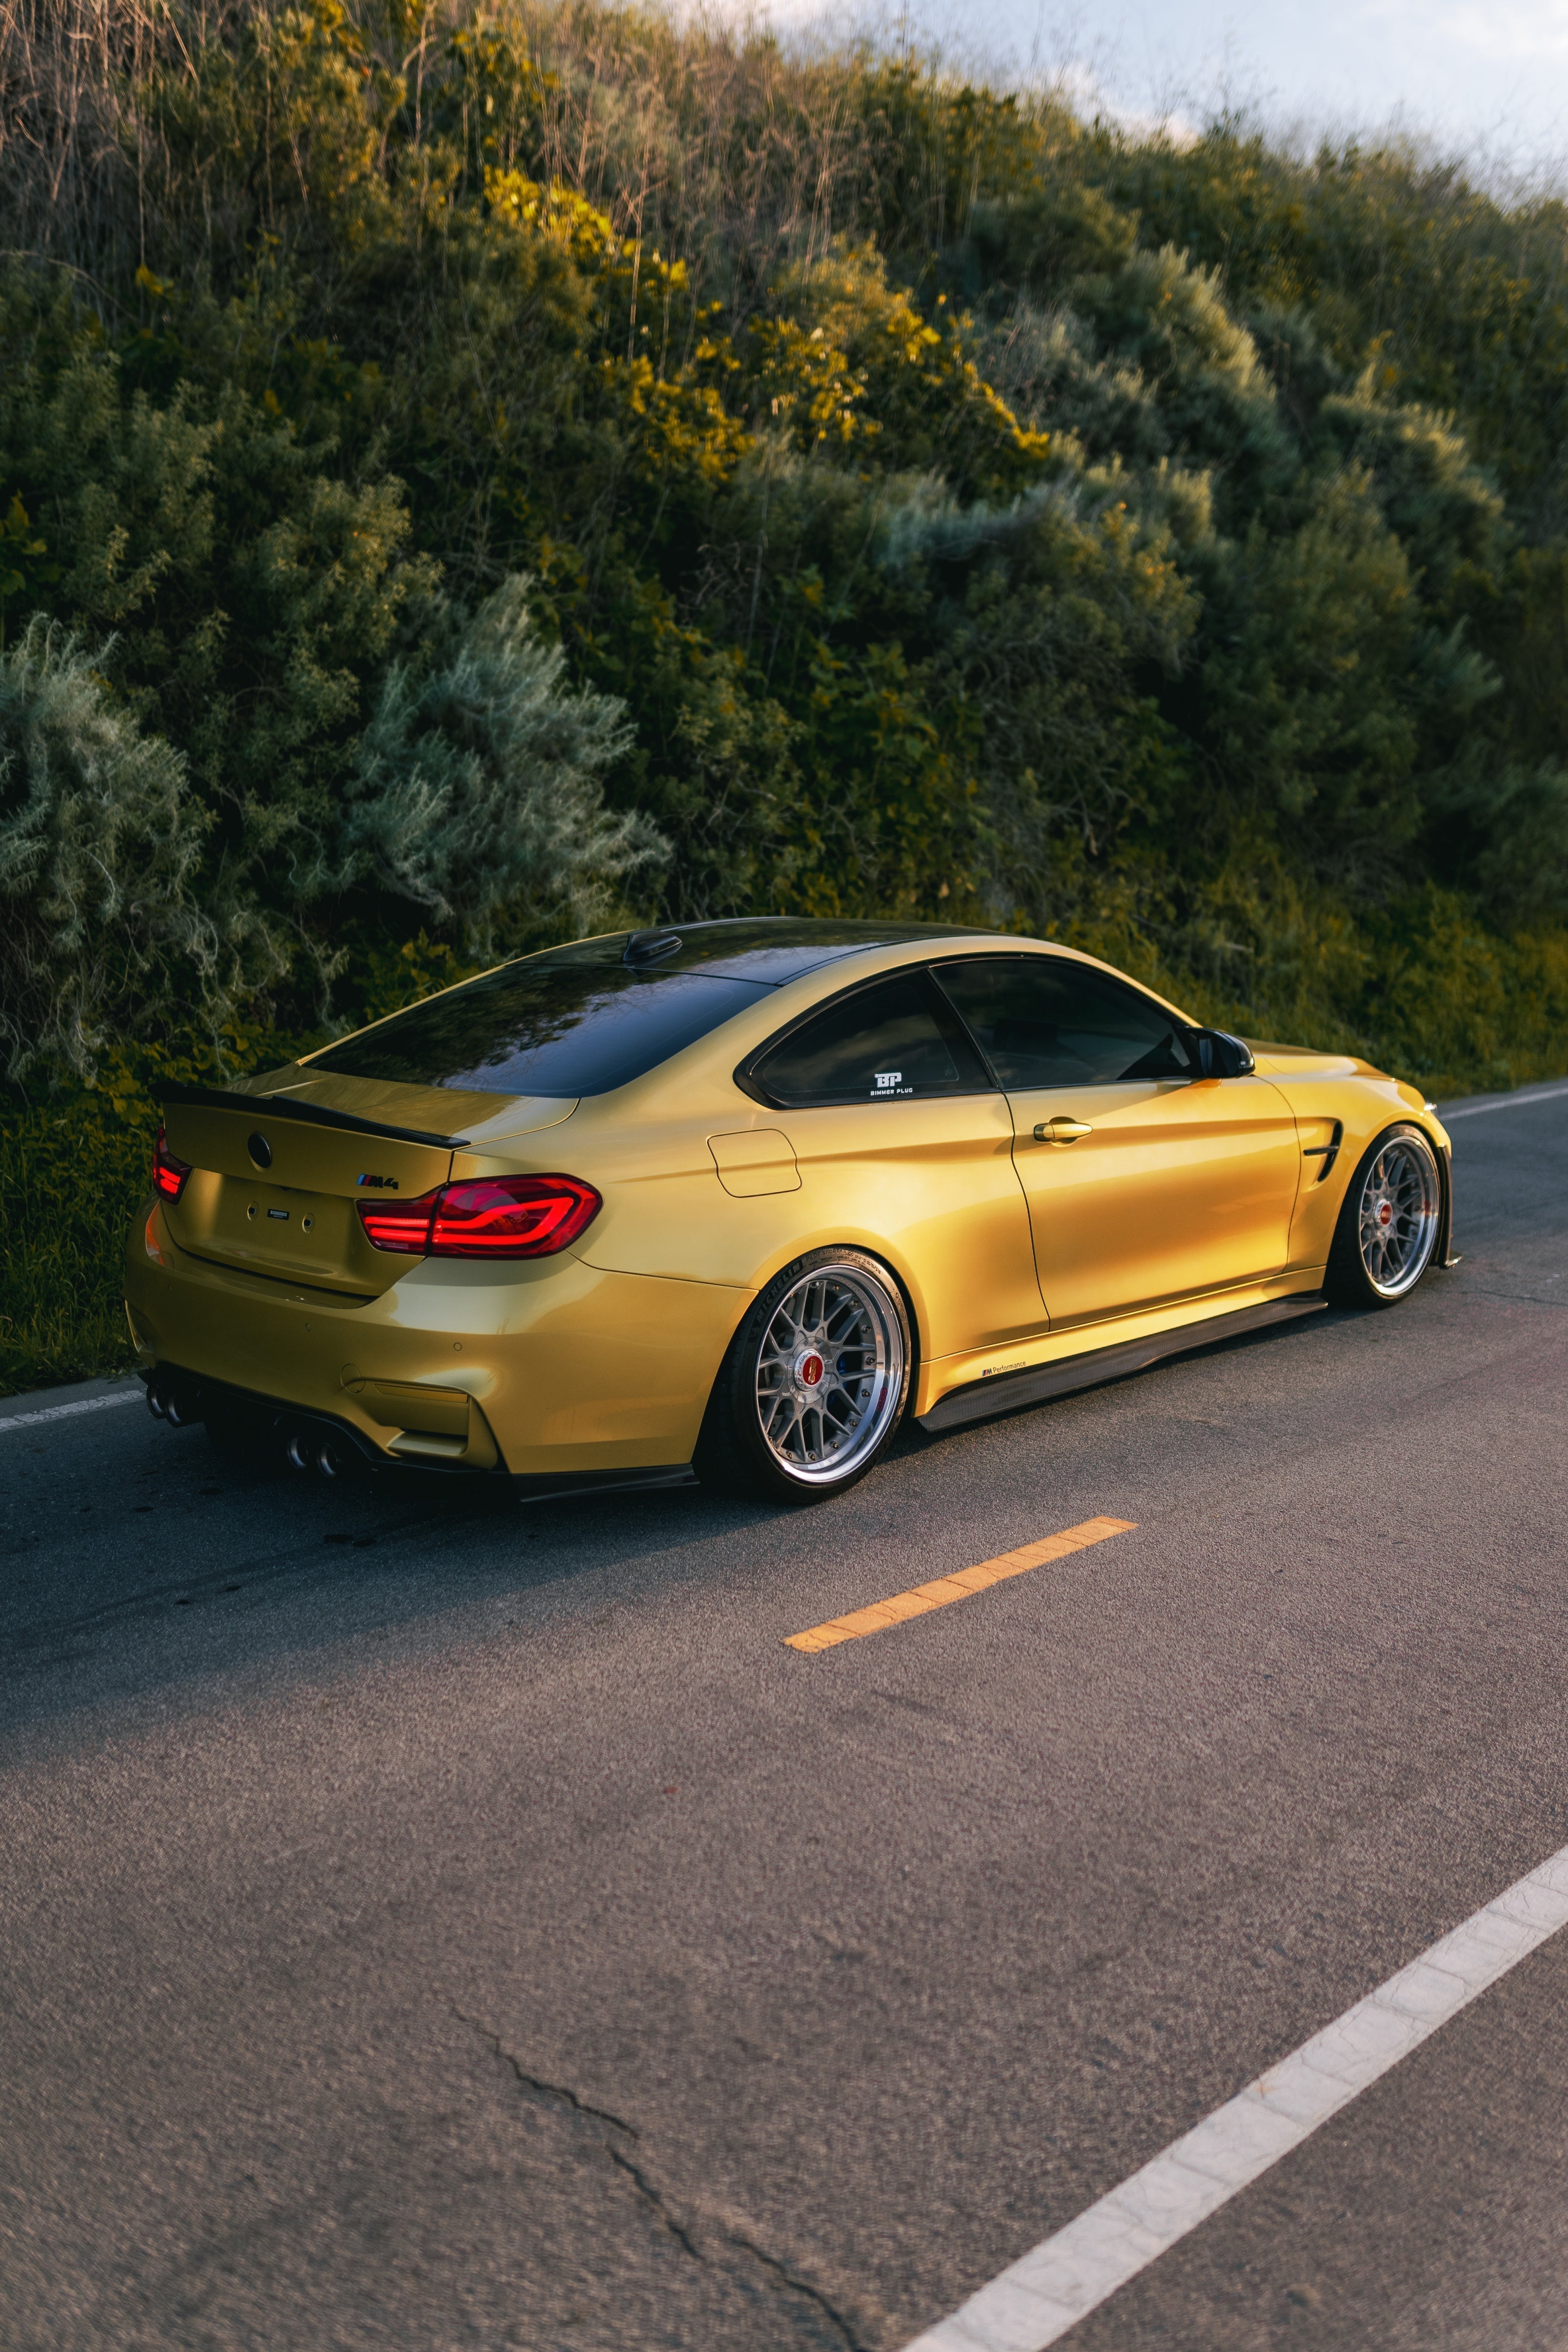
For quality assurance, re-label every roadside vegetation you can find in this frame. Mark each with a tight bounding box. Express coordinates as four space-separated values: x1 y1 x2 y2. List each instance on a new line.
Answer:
3 0 1567 1387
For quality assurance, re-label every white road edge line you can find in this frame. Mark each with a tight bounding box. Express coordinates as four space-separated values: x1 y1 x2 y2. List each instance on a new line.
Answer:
0 1390 143 1434
901 1844 1568 2352
1441 1082 1568 1120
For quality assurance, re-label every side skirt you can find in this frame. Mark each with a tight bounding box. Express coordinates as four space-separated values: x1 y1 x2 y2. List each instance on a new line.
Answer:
916 1294 1328 1435
512 1465 698 1503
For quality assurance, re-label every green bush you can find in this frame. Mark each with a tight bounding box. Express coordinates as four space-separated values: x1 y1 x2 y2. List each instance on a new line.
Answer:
0 0 1565 1392
0 617 262 1079
338 576 662 956
0 1024 306 1392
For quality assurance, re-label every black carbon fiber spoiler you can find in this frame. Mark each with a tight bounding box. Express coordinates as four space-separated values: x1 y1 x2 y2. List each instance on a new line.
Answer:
157 1080 469 1151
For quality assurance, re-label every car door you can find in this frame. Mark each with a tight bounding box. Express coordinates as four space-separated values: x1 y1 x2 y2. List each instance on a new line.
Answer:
932 954 1302 1329
742 966 1048 1358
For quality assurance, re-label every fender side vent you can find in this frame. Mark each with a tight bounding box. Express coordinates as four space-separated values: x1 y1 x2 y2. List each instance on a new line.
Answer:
1302 1119 1344 1182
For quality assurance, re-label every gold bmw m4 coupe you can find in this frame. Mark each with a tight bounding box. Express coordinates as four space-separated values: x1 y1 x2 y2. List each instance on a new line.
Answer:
125 920 1454 1502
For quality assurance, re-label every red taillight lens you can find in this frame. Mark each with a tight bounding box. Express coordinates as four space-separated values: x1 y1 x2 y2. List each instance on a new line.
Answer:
357 1175 601 1260
431 1175 601 1257
152 1122 191 1203
356 1188 441 1253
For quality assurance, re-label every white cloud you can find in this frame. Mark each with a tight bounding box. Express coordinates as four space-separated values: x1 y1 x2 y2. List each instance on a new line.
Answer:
704 0 1568 177
1394 0 1568 59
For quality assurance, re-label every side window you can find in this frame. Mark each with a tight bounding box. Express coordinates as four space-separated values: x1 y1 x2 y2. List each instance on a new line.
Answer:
933 956 1195 1087
749 973 991 1107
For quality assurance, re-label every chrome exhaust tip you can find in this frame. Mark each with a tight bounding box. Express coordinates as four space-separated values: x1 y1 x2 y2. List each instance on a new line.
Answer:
148 1377 199 1426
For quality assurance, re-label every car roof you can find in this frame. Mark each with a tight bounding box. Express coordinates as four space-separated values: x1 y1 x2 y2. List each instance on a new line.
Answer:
558 918 1008 985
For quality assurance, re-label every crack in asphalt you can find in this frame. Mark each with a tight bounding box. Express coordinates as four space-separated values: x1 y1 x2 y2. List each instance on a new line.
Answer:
604 2140 704 2264
728 2230 869 2352
452 2005 640 2137
453 2005 871 2351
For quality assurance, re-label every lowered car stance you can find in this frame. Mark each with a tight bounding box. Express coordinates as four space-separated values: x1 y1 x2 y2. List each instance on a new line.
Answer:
126 919 1455 1501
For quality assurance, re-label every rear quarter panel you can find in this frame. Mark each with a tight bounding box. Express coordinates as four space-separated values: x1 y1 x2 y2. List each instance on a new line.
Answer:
552 1094 1042 1363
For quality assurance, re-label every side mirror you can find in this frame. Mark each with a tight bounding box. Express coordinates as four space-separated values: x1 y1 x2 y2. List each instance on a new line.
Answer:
1191 1028 1255 1078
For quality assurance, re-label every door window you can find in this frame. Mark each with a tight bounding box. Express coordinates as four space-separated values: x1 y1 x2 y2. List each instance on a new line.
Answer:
748 973 991 1107
934 956 1195 1087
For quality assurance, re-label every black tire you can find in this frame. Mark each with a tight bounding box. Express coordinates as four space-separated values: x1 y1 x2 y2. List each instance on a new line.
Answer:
1325 1123 1444 1309
694 1247 913 1503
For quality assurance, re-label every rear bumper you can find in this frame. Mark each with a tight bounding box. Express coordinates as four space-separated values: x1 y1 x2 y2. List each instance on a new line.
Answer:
125 1197 747 1476
143 1366 699 1498
144 1365 496 1474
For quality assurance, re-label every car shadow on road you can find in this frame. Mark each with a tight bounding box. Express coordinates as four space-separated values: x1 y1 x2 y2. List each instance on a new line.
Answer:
0 1405 822 1758
0 1296 1376 1761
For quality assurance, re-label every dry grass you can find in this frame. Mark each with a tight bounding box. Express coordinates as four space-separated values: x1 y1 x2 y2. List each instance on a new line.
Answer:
0 0 1077 320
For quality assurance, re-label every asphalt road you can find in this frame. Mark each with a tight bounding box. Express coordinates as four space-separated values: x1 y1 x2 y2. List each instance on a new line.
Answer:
2 1081 1567 2352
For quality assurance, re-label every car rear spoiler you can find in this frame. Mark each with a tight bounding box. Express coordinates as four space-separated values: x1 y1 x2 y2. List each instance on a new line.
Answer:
157 1080 470 1151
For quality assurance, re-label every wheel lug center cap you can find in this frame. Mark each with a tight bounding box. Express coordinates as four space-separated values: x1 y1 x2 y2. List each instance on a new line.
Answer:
1375 1200 1393 1227
795 1350 825 1389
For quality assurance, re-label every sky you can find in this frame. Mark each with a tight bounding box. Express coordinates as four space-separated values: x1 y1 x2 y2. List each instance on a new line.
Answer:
749 0 1568 180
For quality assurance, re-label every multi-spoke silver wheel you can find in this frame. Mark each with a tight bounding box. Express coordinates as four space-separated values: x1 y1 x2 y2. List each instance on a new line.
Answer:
752 1262 906 1487
1354 1132 1441 1298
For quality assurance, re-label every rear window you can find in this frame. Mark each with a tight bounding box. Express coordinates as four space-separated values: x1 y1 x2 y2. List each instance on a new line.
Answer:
308 949 769 1097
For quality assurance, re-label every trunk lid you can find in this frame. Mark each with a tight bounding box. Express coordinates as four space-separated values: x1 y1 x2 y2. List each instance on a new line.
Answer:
158 1073 573 1296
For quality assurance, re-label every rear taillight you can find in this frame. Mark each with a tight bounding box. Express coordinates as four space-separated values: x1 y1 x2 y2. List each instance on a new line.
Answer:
357 1174 601 1260
356 1192 441 1253
431 1175 602 1256
152 1122 191 1203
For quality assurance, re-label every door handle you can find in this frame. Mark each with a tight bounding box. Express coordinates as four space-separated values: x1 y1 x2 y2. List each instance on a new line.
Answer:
1033 1117 1093 1143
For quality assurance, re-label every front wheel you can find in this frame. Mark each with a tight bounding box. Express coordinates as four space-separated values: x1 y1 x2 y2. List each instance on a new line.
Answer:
1325 1124 1444 1308
694 1248 912 1502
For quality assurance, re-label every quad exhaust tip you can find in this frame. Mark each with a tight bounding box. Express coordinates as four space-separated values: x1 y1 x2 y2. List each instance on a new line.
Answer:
284 1427 354 1479
148 1373 360 1479
146 1375 199 1428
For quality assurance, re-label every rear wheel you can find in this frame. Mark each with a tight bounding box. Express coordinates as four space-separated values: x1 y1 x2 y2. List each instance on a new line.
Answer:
694 1248 912 1502
1326 1124 1443 1308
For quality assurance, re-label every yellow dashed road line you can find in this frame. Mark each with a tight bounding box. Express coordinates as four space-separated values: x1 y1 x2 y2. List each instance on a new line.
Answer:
784 1516 1137 1652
